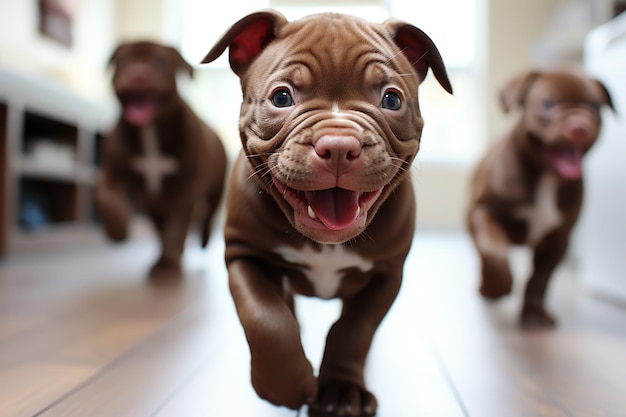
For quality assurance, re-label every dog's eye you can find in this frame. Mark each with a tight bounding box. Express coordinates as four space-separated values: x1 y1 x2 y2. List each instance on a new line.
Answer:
590 101 601 113
153 56 169 72
381 91 402 110
271 89 295 107
543 99 556 110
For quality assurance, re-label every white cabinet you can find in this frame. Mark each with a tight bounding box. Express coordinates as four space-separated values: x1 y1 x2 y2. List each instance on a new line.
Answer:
579 12 626 302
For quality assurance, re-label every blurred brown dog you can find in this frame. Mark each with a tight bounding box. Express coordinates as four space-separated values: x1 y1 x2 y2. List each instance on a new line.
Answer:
97 41 227 280
467 68 614 328
203 9 452 416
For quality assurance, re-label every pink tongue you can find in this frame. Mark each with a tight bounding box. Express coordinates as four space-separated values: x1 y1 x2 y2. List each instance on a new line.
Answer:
124 99 156 126
545 146 583 180
306 188 360 231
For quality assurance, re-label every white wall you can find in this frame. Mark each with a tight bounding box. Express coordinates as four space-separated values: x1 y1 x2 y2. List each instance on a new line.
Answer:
0 0 176 101
0 0 116 101
484 0 561 142
578 12 626 300
115 0 165 43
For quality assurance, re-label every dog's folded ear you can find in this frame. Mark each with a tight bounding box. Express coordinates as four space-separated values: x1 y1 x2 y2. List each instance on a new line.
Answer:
202 9 288 76
385 20 453 95
107 43 128 68
500 71 541 113
168 46 194 78
595 79 616 114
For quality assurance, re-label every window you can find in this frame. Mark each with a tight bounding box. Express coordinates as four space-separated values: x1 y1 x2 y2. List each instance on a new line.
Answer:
389 0 482 165
179 0 270 67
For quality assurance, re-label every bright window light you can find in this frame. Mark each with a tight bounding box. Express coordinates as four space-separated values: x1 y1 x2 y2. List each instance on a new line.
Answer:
180 0 270 65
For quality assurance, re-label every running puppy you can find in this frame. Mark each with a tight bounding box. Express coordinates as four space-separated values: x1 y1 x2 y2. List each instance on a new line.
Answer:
467 68 613 328
97 41 227 280
203 10 452 416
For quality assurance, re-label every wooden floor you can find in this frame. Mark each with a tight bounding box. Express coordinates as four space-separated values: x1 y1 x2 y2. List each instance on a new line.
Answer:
0 228 625 417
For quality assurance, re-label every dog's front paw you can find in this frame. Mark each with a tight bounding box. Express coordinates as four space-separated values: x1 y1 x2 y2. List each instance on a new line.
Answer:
148 259 182 282
479 259 513 299
95 186 131 241
251 359 317 410
309 381 377 417
521 304 556 329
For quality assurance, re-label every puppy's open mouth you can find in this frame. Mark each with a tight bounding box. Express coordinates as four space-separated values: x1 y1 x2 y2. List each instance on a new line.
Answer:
120 93 158 126
543 143 583 180
272 177 382 231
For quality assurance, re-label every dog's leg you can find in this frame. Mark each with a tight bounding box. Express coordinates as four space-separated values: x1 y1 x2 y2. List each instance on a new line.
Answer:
200 201 214 248
310 267 402 417
200 131 227 248
228 259 318 410
149 204 193 281
200 184 224 247
469 205 513 299
95 173 132 242
521 230 569 328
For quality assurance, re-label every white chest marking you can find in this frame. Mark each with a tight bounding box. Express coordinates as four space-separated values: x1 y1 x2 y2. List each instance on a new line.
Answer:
275 244 374 299
131 125 179 196
514 173 563 245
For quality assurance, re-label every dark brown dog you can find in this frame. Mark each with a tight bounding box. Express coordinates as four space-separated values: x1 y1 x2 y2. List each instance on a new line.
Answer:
467 68 613 328
203 10 452 416
96 41 227 280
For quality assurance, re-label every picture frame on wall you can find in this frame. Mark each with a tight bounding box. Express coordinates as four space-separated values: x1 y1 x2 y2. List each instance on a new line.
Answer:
38 0 79 47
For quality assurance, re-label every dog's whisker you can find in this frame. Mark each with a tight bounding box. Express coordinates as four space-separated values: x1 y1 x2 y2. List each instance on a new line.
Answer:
395 72 420 78
411 50 430 67
248 166 267 180
246 152 274 159
389 157 411 173
353 229 375 244
384 48 405 66
391 164 409 174
259 165 279 178
248 162 278 180
389 47 429 68
262 167 280 178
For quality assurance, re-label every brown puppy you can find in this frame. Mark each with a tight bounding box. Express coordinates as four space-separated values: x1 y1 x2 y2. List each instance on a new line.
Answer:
97 41 227 280
467 68 613 328
203 10 452 416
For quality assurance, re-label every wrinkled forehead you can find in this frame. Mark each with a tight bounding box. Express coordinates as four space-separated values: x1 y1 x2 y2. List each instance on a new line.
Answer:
281 14 394 60
245 14 419 94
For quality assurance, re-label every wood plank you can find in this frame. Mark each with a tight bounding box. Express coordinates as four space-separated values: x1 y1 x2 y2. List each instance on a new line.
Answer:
0 287 194 416
34 238 233 417
35 294 227 417
406 232 626 417
151 317 295 417
0 316 46 343
0 231 624 417
0 236 208 417
0 362 95 417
